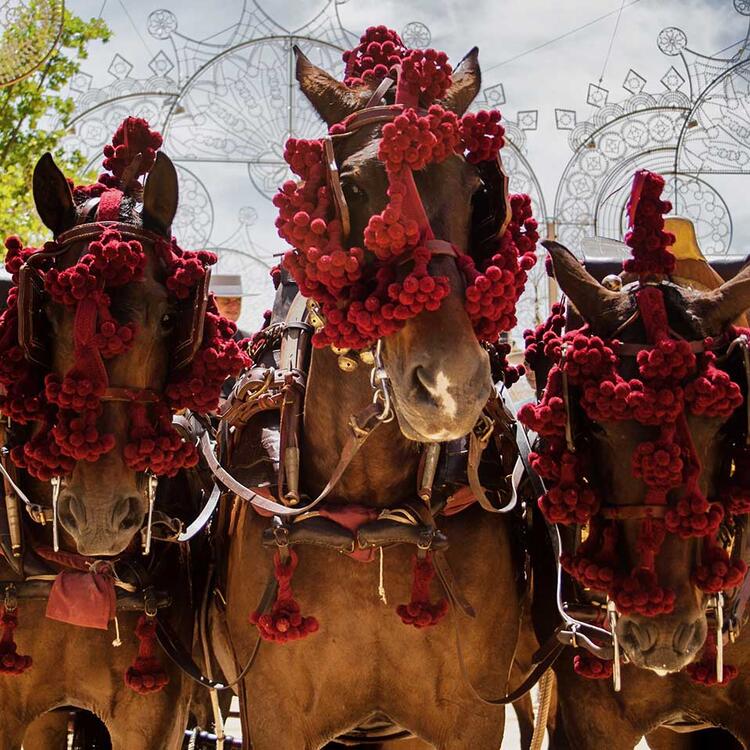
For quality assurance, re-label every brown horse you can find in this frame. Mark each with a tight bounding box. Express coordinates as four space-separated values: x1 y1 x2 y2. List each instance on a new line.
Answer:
0 147 216 749
537 241 750 749
209 48 526 749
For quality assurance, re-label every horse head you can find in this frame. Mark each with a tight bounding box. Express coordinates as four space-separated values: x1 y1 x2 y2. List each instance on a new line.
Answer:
546 240 750 675
30 151 179 555
290 45 533 442
1 122 245 556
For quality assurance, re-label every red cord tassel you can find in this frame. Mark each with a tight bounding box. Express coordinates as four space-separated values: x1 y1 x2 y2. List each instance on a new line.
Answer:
573 652 613 680
396 553 448 629
0 605 31 675
686 631 737 687
251 549 319 643
124 614 169 694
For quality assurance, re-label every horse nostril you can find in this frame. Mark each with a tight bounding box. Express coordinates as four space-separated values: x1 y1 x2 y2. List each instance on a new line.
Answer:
58 491 86 529
411 365 437 402
620 619 656 654
112 495 143 531
673 618 706 655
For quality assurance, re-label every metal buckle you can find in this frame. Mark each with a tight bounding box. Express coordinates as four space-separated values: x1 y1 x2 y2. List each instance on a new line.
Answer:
271 519 290 549
3 584 17 612
417 529 434 550
473 412 495 444
370 340 394 423
143 586 158 618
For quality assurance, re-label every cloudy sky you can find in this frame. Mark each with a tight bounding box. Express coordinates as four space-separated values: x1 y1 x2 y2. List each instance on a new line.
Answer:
66 0 749 326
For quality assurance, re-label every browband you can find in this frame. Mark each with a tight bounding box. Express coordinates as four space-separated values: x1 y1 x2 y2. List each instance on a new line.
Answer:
56 221 167 249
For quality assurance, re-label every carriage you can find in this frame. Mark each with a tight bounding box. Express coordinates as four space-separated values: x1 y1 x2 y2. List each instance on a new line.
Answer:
0 22 747 750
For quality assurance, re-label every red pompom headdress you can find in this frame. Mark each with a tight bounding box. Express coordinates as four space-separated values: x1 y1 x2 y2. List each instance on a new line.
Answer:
0 117 249 481
275 26 538 351
520 170 748 684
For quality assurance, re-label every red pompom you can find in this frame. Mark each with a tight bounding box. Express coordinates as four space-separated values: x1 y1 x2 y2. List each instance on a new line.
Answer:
102 116 163 181
396 553 448 629
251 550 318 643
124 614 169 694
574 652 613 680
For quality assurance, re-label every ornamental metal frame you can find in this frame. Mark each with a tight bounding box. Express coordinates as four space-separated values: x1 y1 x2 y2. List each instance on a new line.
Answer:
60 1 546 328
553 2 750 258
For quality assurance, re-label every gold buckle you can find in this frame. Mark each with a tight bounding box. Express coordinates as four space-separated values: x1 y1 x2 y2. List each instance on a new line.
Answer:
473 413 495 444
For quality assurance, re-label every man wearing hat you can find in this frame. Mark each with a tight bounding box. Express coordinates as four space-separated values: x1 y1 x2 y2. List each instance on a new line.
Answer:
210 273 252 399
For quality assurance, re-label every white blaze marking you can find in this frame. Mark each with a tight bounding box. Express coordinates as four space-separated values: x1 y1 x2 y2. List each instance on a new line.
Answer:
433 371 457 418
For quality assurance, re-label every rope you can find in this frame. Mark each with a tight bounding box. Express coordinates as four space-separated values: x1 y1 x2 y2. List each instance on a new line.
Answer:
484 0 642 72
597 0 628 86
530 669 553 750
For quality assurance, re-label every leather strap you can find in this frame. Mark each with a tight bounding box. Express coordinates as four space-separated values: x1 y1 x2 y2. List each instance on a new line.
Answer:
0 448 50 526
101 387 160 403
56 221 166 248
365 77 394 108
324 138 351 241
600 504 667 520
342 104 404 133
466 421 516 514
155 571 279 692
177 484 221 543
450 599 565 705
201 402 384 517
156 615 260 691
433 550 475 617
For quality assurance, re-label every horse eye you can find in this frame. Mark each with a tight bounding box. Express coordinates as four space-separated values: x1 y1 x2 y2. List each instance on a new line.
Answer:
344 182 366 201
160 312 176 331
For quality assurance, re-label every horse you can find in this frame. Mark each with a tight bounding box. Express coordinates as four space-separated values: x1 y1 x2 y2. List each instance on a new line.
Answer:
522 213 750 750
0 119 242 749
208 28 538 750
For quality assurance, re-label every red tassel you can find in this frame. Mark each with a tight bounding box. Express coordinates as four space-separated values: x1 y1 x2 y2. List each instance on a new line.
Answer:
0 605 31 675
124 614 169 694
396 553 448 629
573 652 613 680
251 549 319 643
686 631 737 687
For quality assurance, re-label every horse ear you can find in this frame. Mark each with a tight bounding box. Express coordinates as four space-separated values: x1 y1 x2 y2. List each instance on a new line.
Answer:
142 152 178 234
544 240 623 332
294 45 367 126
441 47 480 116
688 261 750 332
33 153 76 235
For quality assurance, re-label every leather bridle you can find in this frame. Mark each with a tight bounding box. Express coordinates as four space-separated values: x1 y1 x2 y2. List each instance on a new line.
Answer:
532 284 750 690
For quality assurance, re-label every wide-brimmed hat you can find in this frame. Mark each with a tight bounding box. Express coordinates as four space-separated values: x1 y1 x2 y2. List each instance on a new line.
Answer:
209 273 257 297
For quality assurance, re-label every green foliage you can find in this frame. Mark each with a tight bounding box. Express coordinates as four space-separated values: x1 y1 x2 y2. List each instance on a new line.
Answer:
0 7 110 245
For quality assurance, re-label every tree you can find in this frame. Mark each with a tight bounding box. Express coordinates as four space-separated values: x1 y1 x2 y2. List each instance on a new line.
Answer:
0 5 110 244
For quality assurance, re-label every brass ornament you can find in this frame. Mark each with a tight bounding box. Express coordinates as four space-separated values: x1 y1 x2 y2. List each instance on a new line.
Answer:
358 349 375 365
337 355 358 372
306 299 325 331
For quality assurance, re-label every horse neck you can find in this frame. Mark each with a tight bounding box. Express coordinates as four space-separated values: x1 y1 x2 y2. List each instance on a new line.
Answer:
302 346 420 506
